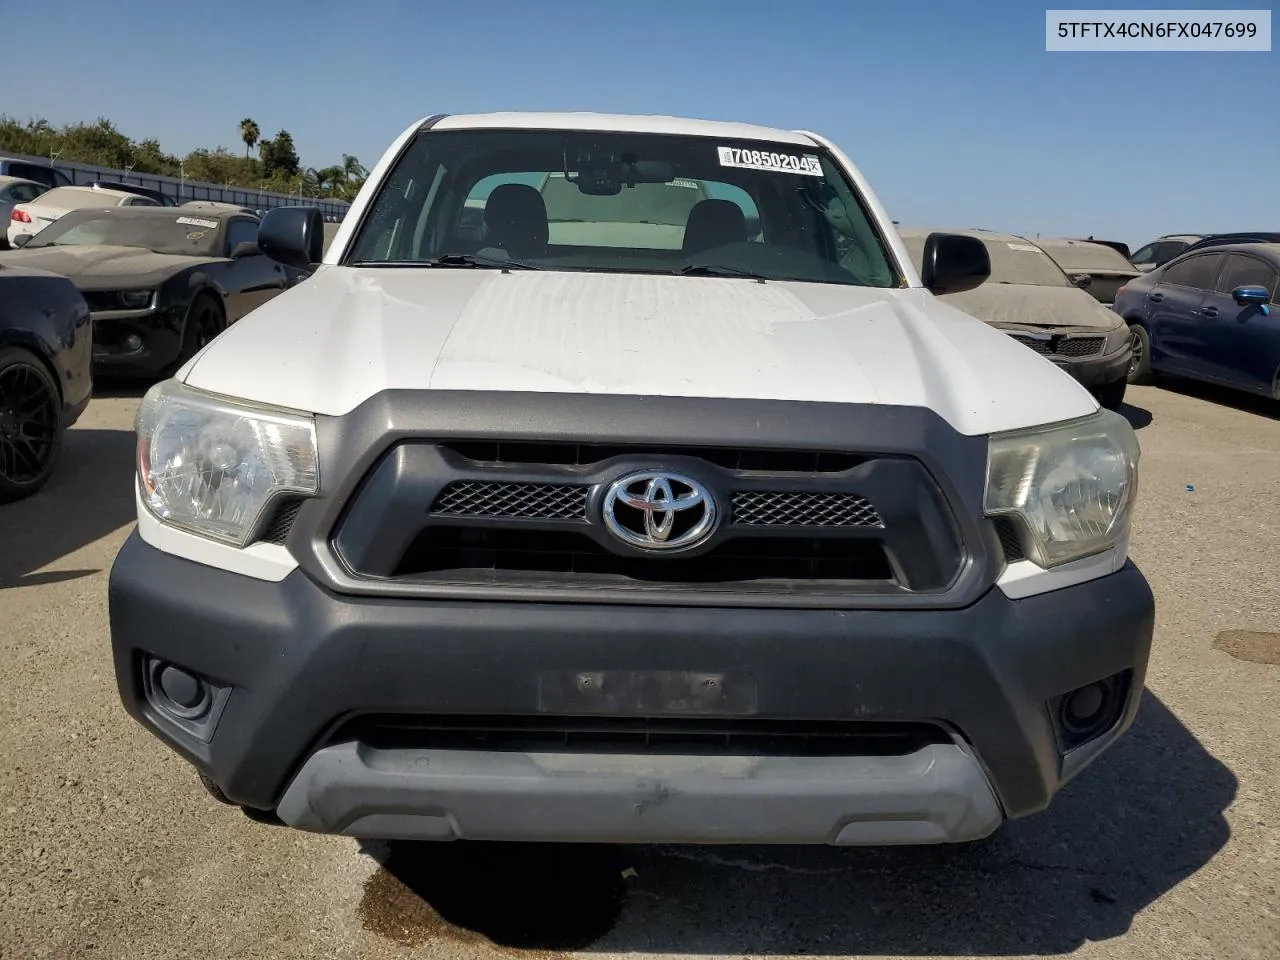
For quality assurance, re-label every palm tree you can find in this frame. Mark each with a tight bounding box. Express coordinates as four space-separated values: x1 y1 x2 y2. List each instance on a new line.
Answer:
341 154 366 183
239 118 260 159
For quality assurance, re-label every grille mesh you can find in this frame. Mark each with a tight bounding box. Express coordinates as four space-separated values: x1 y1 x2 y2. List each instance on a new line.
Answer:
1055 337 1106 358
431 481 589 520
259 498 303 544
732 491 882 527
1009 335 1105 359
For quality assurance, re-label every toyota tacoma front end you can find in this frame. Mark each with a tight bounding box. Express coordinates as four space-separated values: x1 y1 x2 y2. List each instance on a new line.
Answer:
109 112 1153 846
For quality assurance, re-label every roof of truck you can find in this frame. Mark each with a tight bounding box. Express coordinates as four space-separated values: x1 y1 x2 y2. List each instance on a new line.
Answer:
427 112 818 146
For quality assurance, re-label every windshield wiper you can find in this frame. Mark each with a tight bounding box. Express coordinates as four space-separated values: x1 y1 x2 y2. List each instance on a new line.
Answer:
350 253 541 270
679 264 770 281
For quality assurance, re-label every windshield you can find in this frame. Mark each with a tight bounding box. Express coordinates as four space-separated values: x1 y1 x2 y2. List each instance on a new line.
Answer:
25 212 223 256
345 129 900 288
1037 239 1135 273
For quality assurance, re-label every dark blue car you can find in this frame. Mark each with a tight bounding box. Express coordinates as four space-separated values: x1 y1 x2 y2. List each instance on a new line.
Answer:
1113 242 1280 399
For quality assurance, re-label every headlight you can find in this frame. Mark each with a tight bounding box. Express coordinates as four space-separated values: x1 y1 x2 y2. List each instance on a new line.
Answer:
1103 321 1134 354
136 380 318 546
985 410 1140 568
117 290 155 309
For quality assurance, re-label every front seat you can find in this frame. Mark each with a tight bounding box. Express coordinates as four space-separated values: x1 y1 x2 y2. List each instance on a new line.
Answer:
483 184 549 258
682 199 747 257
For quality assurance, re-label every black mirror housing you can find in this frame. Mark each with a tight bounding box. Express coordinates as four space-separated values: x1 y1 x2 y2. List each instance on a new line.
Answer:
259 206 324 269
919 233 991 294
228 241 261 260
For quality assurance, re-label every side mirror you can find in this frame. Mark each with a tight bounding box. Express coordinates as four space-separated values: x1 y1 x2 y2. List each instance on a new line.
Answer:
258 206 324 269
1071 273 1093 289
919 233 990 294
1232 284 1270 306
12 234 31 248
228 241 260 260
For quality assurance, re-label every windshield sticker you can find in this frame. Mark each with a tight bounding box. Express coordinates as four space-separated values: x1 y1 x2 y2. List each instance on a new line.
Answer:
670 178 701 189
176 216 219 230
717 146 822 176
185 231 207 241
1007 243 1045 253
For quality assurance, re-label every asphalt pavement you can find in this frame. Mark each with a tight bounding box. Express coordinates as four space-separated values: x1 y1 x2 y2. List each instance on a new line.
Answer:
0 380 1276 960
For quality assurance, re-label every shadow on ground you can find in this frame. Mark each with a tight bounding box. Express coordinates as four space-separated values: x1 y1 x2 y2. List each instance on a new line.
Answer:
1156 375 1279 419
0 427 136 586
1118 400 1153 430
359 693 1234 955
90 377 152 400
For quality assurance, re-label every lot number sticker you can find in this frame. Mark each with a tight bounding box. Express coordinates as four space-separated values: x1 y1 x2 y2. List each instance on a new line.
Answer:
718 146 822 176
176 216 219 230
1007 242 1044 253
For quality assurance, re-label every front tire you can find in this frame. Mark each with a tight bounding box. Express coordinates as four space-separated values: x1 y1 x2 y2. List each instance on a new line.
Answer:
1126 324 1153 385
1093 378 1127 410
165 293 225 376
0 346 64 503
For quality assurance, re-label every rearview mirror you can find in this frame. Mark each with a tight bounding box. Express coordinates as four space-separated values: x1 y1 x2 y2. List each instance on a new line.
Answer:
1232 284 1271 306
258 206 324 269
12 234 31 248
919 233 991 295
228 241 260 260
1071 273 1093 289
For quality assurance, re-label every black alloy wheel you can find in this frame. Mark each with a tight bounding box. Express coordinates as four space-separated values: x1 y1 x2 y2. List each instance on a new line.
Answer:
163 295 226 376
190 299 222 353
1126 325 1153 384
0 347 64 502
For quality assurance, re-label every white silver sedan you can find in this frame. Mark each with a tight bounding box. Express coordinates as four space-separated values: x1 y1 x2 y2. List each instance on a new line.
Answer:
0 176 49 248
7 184 157 247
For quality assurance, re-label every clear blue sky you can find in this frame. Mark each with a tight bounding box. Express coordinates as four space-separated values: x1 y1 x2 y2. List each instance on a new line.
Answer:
12 0 1278 246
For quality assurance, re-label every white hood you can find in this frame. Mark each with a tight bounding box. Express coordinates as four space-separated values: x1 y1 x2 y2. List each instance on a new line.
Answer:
182 267 1097 436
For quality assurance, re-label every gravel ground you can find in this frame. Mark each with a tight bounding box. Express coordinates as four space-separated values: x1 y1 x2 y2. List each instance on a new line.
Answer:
0 380 1276 960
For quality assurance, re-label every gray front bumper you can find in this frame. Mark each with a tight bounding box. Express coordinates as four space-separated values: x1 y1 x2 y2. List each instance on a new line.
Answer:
276 741 1002 845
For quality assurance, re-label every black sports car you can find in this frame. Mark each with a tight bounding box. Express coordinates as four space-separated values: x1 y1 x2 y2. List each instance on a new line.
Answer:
0 263 92 501
0 207 306 377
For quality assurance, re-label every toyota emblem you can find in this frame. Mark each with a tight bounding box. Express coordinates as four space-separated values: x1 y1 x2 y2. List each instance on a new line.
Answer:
601 471 718 552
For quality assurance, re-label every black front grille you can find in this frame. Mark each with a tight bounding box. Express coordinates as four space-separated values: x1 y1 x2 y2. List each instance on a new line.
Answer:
331 438 971 599
258 497 303 544
394 527 893 585
432 481 589 520
1009 334 1105 359
330 714 950 758
992 517 1025 563
732 491 882 527
442 440 864 473
1055 337 1106 358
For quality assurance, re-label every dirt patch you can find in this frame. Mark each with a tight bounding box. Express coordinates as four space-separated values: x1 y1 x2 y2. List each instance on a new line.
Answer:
358 841 627 955
1213 630 1280 666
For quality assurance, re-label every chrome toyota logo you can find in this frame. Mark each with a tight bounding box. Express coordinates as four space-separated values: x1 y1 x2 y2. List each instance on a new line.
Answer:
602 471 718 551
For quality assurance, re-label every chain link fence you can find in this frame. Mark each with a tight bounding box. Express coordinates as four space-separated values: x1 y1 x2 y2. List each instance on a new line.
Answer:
5 150 352 220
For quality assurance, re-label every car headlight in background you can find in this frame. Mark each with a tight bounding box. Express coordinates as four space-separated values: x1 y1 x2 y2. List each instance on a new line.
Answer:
115 289 156 310
985 410 1140 568
1103 320 1135 355
136 380 318 546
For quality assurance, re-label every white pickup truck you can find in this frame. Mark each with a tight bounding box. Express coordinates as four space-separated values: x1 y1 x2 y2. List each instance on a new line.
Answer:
109 112 1153 846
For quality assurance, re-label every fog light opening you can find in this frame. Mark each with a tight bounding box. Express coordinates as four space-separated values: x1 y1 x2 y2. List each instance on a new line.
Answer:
1061 682 1108 735
123 334 143 352
147 659 212 721
1053 670 1130 752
